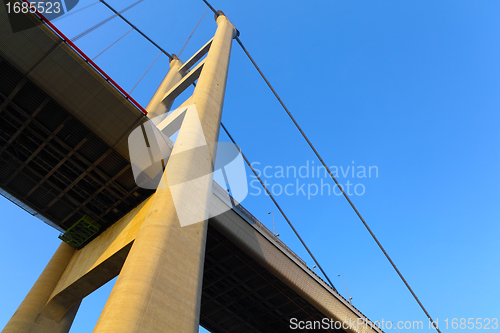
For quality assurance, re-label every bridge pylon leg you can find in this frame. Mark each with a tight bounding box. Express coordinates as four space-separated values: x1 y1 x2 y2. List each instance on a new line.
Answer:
2 243 80 333
92 13 237 333
146 56 184 117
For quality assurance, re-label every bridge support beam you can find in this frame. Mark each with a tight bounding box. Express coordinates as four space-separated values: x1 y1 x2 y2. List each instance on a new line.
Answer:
92 13 236 333
2 243 80 333
146 56 184 118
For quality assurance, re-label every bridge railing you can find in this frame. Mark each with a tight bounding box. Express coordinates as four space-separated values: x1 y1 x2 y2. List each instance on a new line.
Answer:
212 182 307 266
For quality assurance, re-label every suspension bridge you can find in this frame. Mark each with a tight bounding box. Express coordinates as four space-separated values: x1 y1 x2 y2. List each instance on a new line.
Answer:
0 1 442 332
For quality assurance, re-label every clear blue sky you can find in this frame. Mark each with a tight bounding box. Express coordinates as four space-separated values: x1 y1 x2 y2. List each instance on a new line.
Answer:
1 0 499 332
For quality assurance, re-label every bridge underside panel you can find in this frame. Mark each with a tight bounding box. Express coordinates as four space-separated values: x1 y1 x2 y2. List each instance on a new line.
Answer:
0 55 153 238
0 5 154 241
201 225 344 333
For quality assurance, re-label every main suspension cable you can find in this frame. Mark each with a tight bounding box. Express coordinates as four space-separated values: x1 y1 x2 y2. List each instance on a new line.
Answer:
220 123 338 292
201 0 217 15
200 0 441 331
99 0 173 60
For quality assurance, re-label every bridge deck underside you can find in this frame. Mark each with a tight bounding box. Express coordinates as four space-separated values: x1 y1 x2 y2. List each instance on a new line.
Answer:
202 225 343 333
0 56 153 237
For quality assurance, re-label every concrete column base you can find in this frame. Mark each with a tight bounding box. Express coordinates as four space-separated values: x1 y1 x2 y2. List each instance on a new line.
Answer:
2 243 80 333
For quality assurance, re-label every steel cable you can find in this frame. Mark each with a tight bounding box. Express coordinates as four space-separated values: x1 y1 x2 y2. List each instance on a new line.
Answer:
179 7 209 57
129 51 162 94
99 0 173 60
92 28 134 60
71 0 144 42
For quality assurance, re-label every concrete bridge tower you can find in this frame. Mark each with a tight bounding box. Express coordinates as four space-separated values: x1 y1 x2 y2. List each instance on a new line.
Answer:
3 11 237 333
